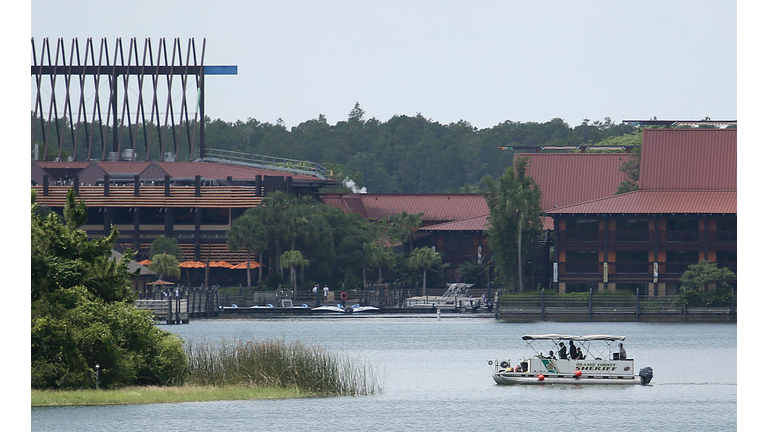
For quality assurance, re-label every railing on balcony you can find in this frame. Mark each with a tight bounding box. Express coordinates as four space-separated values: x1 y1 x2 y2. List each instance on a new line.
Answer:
666 231 700 242
614 231 650 242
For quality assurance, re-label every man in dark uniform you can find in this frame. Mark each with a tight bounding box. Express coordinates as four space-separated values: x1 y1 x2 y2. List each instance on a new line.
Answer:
558 342 567 359
569 340 578 360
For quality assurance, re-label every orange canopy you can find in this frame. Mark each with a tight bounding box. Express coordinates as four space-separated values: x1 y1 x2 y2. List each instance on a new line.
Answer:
208 261 234 268
137 259 152 266
147 279 175 285
231 261 261 269
179 261 206 269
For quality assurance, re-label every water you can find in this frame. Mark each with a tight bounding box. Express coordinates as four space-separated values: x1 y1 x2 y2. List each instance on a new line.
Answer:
32 318 737 431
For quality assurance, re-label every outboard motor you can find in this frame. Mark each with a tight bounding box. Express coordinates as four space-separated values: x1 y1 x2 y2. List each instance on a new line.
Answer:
639 367 654 385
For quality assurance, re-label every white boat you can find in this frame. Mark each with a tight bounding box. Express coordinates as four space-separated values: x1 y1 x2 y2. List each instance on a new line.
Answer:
488 334 653 385
348 304 380 313
311 305 346 313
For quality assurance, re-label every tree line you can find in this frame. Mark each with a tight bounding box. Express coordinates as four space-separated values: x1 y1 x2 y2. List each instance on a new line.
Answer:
32 105 638 193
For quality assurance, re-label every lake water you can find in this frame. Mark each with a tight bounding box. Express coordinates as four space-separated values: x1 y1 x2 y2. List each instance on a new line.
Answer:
31 317 737 431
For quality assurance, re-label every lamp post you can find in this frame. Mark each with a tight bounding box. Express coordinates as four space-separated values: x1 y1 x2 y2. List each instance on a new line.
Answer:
95 364 100 389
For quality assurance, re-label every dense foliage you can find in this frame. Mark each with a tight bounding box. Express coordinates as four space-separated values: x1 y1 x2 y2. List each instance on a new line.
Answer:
31 190 187 389
483 157 544 292
679 261 736 307
33 108 638 193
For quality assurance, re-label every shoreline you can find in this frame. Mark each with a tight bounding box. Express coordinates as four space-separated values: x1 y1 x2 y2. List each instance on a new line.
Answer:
31 385 317 407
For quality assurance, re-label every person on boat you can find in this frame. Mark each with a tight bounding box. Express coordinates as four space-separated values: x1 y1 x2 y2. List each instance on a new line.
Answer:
558 342 567 359
576 347 585 360
569 340 578 360
548 350 557 359
619 343 627 360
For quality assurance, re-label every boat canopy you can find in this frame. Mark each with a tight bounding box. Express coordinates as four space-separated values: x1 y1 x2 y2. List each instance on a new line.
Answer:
521 334 625 341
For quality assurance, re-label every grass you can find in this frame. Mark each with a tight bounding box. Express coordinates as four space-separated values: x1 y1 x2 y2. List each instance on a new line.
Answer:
31 385 313 407
33 338 382 407
185 338 381 397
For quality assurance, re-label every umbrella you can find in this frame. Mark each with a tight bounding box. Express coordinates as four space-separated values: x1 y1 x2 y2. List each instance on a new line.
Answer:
179 260 206 269
208 261 234 268
147 279 175 285
137 259 152 266
231 261 261 269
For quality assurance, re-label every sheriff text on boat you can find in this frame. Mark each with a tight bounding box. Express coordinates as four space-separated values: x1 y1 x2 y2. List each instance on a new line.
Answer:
488 334 653 385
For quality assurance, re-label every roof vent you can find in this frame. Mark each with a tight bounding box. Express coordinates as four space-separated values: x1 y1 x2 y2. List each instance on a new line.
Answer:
164 152 176 162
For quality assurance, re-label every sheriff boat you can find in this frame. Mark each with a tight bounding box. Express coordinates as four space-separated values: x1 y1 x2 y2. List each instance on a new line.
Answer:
488 334 653 385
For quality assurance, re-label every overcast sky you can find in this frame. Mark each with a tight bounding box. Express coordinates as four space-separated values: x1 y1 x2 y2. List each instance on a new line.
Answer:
28 0 737 129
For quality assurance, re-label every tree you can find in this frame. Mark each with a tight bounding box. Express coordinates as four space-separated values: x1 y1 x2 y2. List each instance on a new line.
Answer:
32 189 187 389
407 247 445 297
457 257 489 288
280 250 309 291
679 261 736 306
149 253 181 281
149 235 185 262
228 212 268 288
364 242 396 286
484 157 543 292
387 211 424 253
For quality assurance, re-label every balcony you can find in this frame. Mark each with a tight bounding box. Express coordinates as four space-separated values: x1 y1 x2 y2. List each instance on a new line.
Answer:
666 231 700 242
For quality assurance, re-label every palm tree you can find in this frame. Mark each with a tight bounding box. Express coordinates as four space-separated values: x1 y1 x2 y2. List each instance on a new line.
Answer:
149 235 185 261
149 253 181 281
457 257 489 288
279 250 309 291
364 242 396 286
228 212 268 288
407 247 444 297
388 211 424 253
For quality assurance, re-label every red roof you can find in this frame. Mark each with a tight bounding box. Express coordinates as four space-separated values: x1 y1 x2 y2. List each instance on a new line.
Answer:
319 193 489 223
546 190 736 214
639 129 736 190
516 153 629 210
419 214 489 232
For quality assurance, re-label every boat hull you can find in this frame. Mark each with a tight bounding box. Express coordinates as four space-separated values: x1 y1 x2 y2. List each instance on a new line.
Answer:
492 372 642 385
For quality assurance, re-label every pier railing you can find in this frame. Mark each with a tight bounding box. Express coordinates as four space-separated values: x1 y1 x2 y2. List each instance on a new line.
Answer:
496 289 736 323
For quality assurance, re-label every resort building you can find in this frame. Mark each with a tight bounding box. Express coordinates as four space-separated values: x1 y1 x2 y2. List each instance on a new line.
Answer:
546 129 736 295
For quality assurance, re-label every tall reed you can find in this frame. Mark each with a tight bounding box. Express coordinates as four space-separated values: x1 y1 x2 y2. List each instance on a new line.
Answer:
185 339 381 396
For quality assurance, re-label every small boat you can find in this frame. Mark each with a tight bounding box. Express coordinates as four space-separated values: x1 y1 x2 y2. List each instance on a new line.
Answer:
347 304 380 313
311 305 346 313
488 334 653 386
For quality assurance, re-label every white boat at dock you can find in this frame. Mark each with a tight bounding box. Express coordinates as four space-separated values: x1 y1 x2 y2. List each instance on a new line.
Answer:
488 334 653 385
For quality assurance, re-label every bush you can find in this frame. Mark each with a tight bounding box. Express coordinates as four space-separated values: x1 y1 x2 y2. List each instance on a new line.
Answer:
32 286 187 389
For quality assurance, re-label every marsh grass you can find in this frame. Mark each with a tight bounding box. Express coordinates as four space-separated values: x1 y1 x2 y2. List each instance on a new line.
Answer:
185 339 381 396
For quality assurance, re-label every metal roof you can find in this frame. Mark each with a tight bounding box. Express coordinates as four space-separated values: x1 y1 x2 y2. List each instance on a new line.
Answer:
639 129 736 190
546 190 736 215
419 214 489 232
319 193 489 222
515 153 629 210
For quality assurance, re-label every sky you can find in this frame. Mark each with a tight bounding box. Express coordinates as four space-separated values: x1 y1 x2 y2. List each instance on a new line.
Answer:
26 0 738 129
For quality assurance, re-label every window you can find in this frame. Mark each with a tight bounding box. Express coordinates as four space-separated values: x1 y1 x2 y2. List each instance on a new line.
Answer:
139 208 164 225
200 208 229 225
666 250 699 273
666 218 699 242
174 207 196 225
715 217 736 242
112 208 134 225
565 250 598 274
615 218 649 242
615 251 649 273
565 218 599 242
